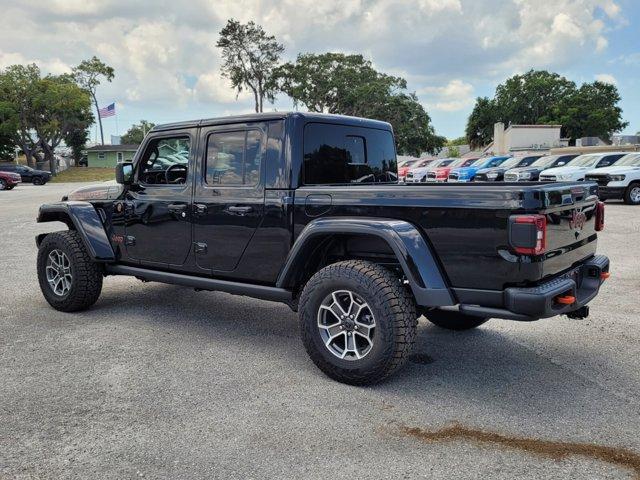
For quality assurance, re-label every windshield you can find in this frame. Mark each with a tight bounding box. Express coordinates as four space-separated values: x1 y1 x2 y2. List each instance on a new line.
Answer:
500 157 522 169
531 155 559 168
567 154 601 167
431 159 454 168
471 158 489 167
518 156 541 167
614 153 640 166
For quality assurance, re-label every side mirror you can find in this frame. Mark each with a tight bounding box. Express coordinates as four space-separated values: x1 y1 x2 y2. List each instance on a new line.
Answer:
115 162 134 185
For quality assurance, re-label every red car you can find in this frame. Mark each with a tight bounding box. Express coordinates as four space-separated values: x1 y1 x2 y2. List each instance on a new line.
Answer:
0 170 21 190
398 158 435 180
427 157 479 182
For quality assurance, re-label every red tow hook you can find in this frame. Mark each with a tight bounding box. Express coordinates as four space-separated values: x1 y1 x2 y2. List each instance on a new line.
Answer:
555 295 576 305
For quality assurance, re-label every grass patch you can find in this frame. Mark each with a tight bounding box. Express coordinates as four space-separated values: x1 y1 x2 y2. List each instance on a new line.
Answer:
51 167 115 183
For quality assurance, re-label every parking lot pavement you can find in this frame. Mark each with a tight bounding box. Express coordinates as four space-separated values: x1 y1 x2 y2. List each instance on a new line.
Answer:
1 182 639 479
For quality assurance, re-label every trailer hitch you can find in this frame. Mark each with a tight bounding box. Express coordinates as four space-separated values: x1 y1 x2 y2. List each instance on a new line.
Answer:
565 305 589 320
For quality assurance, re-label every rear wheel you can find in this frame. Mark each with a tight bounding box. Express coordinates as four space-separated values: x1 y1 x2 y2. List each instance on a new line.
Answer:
624 183 640 205
425 309 489 331
37 231 103 312
299 260 417 385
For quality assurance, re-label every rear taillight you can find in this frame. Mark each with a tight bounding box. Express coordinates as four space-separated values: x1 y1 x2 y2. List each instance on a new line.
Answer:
509 214 546 255
595 201 605 231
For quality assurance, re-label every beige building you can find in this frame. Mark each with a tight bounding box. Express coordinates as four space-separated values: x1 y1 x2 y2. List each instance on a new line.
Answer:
486 123 567 155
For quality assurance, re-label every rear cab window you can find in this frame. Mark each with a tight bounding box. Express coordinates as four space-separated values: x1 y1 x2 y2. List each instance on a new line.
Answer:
303 123 397 185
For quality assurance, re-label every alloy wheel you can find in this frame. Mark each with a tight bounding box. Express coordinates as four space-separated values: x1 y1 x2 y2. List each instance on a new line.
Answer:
630 186 640 203
317 290 376 360
46 249 72 296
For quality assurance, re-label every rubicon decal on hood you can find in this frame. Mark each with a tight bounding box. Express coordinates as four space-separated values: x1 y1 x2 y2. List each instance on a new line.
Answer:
66 182 123 201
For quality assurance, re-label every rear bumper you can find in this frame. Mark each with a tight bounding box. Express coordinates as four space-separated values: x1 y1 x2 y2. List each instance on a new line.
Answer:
597 186 625 199
454 255 610 321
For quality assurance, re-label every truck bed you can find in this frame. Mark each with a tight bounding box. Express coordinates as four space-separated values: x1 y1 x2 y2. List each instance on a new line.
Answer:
293 181 600 292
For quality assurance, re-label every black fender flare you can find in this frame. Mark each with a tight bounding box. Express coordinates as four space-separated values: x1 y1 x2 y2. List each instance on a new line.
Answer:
276 217 455 307
36 201 115 262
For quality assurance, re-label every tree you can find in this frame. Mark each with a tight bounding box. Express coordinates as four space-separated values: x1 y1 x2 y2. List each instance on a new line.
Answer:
465 97 500 148
465 70 628 146
0 100 17 160
0 64 92 173
447 136 467 146
73 56 114 145
32 74 93 175
121 120 155 144
65 126 89 166
0 64 43 167
272 52 444 155
550 81 629 143
494 70 575 125
216 19 284 112
272 53 406 114
448 145 460 157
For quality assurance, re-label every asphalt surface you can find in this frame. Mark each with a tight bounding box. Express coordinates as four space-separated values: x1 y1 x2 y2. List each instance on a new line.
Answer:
1 182 639 479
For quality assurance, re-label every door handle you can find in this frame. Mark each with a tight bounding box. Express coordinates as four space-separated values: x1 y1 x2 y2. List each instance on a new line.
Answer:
226 206 253 215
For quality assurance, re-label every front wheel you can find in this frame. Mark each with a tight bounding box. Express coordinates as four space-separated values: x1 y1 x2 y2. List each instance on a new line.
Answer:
32 177 43 185
299 260 417 385
37 231 103 312
0 179 6 190
425 309 489 331
624 183 640 205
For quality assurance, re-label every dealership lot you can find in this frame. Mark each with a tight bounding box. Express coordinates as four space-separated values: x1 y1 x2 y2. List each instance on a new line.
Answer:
1 183 639 479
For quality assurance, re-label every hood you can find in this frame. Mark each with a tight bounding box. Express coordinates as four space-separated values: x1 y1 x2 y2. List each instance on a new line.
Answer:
476 166 507 175
586 165 640 175
541 166 592 176
66 180 122 201
408 166 431 177
450 166 478 176
507 166 543 174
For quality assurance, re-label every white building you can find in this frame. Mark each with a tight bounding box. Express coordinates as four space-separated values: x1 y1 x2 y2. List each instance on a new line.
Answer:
486 123 567 155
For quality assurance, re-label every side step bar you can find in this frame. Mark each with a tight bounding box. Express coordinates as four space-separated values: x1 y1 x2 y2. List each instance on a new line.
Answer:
105 265 293 304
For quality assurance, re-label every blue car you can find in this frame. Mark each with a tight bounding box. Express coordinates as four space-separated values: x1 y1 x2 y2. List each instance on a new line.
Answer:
448 156 511 182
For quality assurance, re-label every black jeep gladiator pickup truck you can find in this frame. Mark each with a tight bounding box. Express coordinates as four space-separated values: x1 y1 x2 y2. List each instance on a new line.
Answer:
36 112 609 384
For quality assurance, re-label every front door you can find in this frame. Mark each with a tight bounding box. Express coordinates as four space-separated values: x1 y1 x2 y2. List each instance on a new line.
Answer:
124 131 194 266
192 123 266 272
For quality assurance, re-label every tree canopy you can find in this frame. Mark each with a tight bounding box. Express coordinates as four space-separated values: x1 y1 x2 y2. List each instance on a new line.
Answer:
121 120 155 144
216 19 284 113
0 64 93 172
73 56 114 145
465 69 628 147
271 52 444 155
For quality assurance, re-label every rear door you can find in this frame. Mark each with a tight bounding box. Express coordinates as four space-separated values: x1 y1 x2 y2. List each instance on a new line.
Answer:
192 122 266 272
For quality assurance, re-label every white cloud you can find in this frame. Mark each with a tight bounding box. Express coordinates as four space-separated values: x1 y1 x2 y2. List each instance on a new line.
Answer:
0 0 627 134
595 73 617 85
419 80 475 112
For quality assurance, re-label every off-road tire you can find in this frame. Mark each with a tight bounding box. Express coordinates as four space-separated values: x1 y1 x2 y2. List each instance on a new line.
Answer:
37 231 103 312
299 260 417 385
0 179 6 190
624 182 640 205
425 309 489 331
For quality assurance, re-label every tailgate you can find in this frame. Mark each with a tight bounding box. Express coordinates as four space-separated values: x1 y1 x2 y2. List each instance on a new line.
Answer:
533 182 600 280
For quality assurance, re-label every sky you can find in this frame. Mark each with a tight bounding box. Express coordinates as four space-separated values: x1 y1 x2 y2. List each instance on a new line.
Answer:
0 0 638 141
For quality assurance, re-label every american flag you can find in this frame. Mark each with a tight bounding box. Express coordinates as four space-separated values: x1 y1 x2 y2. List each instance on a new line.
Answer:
98 103 116 118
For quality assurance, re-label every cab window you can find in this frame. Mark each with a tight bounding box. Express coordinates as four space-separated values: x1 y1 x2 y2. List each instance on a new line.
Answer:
138 136 190 185
303 123 397 184
205 130 263 186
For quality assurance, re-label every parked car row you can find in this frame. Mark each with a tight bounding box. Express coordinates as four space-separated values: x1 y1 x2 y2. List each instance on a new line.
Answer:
0 163 51 190
401 151 640 204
